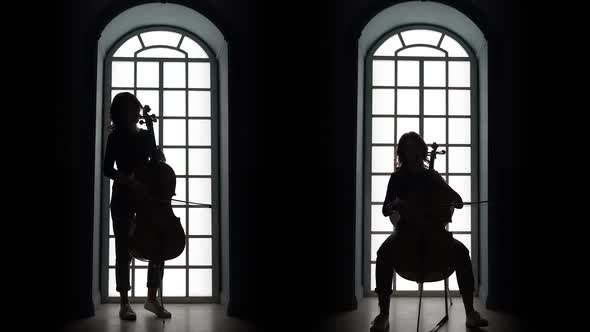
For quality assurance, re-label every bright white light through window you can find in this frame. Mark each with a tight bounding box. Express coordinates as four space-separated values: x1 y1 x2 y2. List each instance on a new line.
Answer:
106 28 216 300
367 27 475 293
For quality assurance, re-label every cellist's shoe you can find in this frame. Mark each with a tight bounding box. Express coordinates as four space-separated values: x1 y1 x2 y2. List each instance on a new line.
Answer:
144 300 171 318
119 303 136 321
466 310 488 328
370 314 389 331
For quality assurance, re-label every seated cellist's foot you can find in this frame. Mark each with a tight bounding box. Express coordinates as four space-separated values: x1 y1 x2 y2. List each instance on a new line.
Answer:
466 310 488 328
144 299 171 318
370 313 389 331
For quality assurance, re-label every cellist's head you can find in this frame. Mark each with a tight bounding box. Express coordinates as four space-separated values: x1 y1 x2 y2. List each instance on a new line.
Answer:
396 131 428 173
110 92 142 132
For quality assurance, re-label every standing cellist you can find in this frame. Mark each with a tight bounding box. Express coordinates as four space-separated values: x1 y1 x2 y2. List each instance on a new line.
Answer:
103 92 171 320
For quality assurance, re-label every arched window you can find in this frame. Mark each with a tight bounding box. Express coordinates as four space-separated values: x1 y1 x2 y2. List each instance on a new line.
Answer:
103 26 218 301
94 3 229 304
362 20 484 296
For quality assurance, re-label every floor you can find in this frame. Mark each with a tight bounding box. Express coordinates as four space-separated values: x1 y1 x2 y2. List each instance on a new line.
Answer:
60 297 523 332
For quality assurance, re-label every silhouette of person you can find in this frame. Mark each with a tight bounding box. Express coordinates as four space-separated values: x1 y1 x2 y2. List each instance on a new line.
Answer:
103 92 171 320
371 132 488 331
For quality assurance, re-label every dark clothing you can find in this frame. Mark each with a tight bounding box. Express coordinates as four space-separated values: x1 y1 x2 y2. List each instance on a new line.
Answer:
104 128 163 292
382 169 463 229
104 129 154 180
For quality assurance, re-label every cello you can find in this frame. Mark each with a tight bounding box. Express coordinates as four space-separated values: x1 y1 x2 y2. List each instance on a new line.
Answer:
128 104 185 263
387 142 457 277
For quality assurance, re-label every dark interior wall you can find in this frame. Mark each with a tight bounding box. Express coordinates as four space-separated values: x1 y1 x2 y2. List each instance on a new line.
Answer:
52 0 532 328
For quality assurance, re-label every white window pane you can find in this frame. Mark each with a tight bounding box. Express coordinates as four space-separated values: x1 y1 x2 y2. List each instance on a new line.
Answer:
371 234 389 261
424 61 446 87
109 238 116 266
162 268 186 296
114 36 142 57
453 234 471 258
400 29 442 46
175 178 186 204
374 34 403 56
164 148 186 175
371 175 390 203
140 31 182 47
189 178 212 205
189 120 211 146
189 63 211 88
397 89 419 115
372 118 395 143
189 91 211 116
189 238 212 266
137 62 159 88
396 117 419 142
449 90 470 115
134 269 148 296
189 148 211 175
397 61 419 86
371 263 376 291
424 89 446 115
449 206 471 232
137 48 185 58
167 246 187 266
372 89 395 115
372 205 393 232
108 268 118 296
180 37 208 58
189 208 212 235
448 147 471 173
372 60 395 86
396 273 418 290
164 62 186 88
372 146 395 173
448 176 471 202
163 91 186 117
111 89 133 102
449 62 470 87
135 258 148 266
111 61 134 87
424 118 446 145
430 145 446 173
163 119 186 145
189 269 212 296
448 118 470 144
136 90 159 117
424 280 444 291
440 35 468 57
397 47 445 57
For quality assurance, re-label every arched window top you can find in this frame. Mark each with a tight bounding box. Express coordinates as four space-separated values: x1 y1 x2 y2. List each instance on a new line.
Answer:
112 26 211 59
373 26 470 58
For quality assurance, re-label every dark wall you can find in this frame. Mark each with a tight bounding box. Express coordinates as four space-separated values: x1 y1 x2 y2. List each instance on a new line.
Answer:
52 0 533 329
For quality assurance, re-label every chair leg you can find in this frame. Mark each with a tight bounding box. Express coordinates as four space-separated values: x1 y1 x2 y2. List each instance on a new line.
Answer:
417 283 423 332
444 278 449 316
429 279 450 332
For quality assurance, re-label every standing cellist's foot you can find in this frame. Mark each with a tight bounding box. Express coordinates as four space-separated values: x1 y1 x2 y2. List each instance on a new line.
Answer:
119 303 136 321
144 299 171 318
